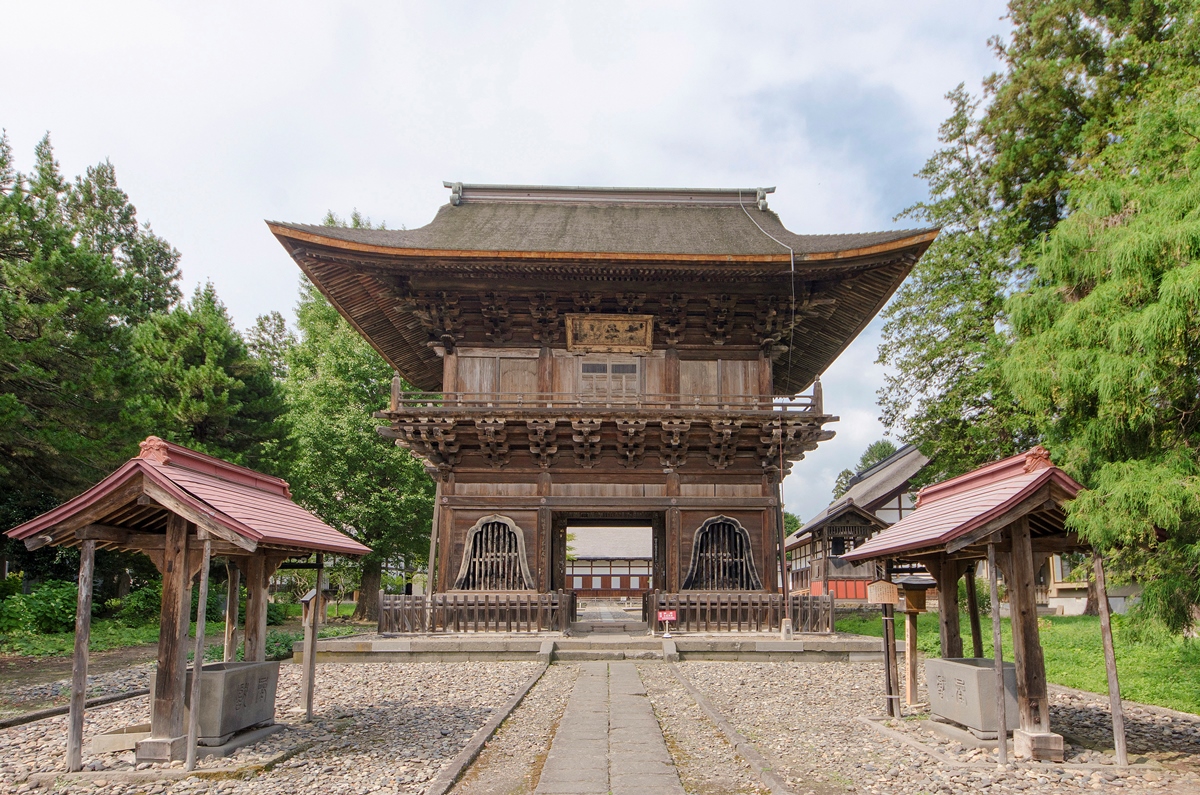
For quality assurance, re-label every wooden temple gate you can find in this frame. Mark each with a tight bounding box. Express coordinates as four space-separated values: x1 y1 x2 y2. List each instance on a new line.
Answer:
271 183 936 629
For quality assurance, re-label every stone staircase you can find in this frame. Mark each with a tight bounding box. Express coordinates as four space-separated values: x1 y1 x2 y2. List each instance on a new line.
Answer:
554 633 662 661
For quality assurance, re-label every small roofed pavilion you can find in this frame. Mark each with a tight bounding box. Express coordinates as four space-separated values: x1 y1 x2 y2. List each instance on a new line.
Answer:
844 447 1128 764
5 437 370 769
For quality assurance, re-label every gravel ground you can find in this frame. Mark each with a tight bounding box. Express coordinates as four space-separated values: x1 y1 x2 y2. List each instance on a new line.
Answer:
0 661 538 794
449 663 577 795
678 661 1200 795
0 664 154 716
637 664 768 795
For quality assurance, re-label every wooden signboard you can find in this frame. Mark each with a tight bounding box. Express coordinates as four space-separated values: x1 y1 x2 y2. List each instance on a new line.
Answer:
866 579 899 605
565 314 654 353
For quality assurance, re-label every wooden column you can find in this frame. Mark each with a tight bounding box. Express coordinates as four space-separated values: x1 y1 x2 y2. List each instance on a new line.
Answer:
142 514 191 762
666 472 680 592
66 539 96 772
905 611 920 706
243 555 268 663
443 347 459 398
1093 552 1128 766
537 346 552 406
223 562 240 662
988 542 1008 764
185 535 212 771
1008 516 1060 760
931 557 964 658
757 352 773 401
427 481 442 595
665 347 680 407
304 553 323 723
964 564 984 658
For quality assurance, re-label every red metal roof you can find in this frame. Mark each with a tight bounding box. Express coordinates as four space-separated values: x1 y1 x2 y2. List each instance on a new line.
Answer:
842 447 1083 561
6 437 371 557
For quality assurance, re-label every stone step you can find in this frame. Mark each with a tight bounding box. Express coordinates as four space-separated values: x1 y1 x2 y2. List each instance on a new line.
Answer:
557 636 661 651
570 621 648 634
553 648 663 661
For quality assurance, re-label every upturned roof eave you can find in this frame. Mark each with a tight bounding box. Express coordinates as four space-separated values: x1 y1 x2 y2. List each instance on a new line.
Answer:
267 221 939 266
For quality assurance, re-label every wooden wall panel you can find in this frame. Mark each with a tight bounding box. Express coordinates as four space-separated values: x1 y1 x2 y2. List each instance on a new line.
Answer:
454 482 538 497
680 360 717 399
720 360 757 401
458 357 496 396
499 357 538 395
551 351 577 396
715 483 760 498
680 484 716 497
643 353 667 396
552 483 642 497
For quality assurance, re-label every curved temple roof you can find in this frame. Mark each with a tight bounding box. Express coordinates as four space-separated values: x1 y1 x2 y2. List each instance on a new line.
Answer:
269 183 938 393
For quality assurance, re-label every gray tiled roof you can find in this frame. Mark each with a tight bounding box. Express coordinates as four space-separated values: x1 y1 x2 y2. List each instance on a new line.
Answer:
274 200 933 259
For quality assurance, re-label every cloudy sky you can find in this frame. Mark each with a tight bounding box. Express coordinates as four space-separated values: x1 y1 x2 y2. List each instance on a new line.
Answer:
3 1 1009 521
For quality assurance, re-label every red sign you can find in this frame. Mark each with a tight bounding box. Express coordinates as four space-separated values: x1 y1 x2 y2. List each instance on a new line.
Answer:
657 610 677 623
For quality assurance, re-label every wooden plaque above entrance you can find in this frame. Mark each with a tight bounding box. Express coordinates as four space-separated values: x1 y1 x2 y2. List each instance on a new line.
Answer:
565 314 654 353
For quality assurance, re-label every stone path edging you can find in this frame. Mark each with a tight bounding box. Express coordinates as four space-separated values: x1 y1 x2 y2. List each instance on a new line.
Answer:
425 661 550 795
666 663 796 795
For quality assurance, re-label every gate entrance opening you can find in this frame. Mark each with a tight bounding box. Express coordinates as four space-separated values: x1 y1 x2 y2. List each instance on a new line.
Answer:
566 524 654 598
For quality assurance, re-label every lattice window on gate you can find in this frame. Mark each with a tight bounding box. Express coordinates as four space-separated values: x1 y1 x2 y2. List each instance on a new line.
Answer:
453 514 534 590
681 515 763 590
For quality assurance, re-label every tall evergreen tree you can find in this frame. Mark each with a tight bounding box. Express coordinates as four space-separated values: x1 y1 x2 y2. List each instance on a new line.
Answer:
1006 34 1200 631
129 282 288 472
832 439 900 499
284 212 433 620
0 133 181 530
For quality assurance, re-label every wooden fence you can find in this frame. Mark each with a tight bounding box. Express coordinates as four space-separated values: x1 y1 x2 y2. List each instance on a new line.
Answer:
642 591 835 634
378 590 576 633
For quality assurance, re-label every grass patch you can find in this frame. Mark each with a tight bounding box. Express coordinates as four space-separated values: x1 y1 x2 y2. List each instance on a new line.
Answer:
0 620 227 657
837 612 1200 715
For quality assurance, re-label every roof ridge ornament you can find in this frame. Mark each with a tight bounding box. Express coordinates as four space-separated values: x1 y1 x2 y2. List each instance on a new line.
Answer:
138 436 171 465
1023 445 1052 473
449 182 463 206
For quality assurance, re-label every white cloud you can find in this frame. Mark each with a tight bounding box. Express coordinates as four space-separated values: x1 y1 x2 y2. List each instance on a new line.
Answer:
2 1 1007 519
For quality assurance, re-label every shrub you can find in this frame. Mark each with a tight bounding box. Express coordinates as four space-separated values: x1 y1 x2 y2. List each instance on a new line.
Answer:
117 582 163 625
957 576 992 617
24 580 79 634
0 573 21 601
267 602 287 626
0 595 30 634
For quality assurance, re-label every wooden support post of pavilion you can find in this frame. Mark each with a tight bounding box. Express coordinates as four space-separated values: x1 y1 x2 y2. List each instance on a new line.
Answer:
1093 552 1128 767
66 538 96 773
963 565 984 658
224 561 240 662
988 542 1008 764
186 534 213 771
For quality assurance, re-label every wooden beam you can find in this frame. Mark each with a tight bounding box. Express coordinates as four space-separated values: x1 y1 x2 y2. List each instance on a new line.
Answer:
929 556 964 658
242 556 268 663
988 542 1008 765
66 539 95 773
224 562 240 663
185 536 212 771
1093 552 1128 767
1008 516 1051 734
140 479 257 553
149 515 190 751
303 553 323 722
964 565 984 658
43 476 146 540
442 495 778 510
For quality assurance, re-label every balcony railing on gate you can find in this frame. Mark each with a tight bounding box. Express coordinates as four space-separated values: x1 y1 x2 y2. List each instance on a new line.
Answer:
385 388 823 416
642 590 835 634
378 590 576 633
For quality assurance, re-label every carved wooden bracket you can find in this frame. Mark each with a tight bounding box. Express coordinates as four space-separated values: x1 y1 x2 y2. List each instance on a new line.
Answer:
571 419 604 468
526 419 560 469
705 295 736 345
616 292 647 314
403 291 464 351
474 417 510 468
395 419 460 476
658 419 692 470
480 292 513 342
572 291 603 313
706 419 743 470
660 293 688 347
530 293 561 344
615 418 647 468
756 419 820 476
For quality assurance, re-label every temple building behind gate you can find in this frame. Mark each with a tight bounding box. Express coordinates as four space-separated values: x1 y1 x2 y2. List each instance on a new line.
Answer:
270 183 936 613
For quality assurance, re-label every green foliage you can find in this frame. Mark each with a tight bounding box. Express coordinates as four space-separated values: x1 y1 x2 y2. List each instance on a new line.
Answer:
956 577 992 617
114 582 162 625
878 86 1035 484
23 580 79 634
832 439 900 498
128 283 289 472
783 512 801 535
1005 35 1200 632
267 602 287 626
0 573 20 601
283 211 434 619
0 133 181 530
837 611 1200 714
245 311 296 380
0 595 29 634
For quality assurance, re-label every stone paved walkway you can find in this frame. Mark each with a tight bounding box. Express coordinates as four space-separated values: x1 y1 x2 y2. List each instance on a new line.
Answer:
535 662 684 795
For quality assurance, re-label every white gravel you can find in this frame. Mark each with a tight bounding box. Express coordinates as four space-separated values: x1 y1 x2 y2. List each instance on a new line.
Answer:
678 661 1200 795
0 661 539 794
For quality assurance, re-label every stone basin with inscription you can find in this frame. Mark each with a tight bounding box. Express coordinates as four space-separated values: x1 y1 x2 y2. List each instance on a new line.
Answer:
925 657 1018 736
149 660 280 745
